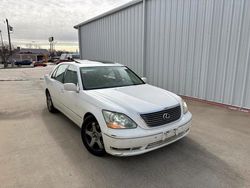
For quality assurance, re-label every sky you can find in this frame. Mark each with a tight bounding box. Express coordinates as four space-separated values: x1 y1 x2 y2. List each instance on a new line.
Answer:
0 0 131 52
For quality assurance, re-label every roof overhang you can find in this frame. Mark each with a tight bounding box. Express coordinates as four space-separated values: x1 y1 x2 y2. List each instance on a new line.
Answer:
74 0 142 29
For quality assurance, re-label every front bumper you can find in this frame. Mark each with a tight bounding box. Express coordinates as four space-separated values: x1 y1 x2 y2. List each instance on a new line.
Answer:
102 117 191 156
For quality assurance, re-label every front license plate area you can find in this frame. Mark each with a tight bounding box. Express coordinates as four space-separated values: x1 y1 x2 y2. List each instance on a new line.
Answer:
162 130 175 140
162 125 188 140
175 124 189 135
146 127 189 149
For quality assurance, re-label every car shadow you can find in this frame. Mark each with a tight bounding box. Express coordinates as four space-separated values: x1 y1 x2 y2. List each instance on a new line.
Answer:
41 108 245 188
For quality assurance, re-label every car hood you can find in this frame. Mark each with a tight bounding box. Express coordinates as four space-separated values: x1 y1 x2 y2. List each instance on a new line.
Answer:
87 84 180 114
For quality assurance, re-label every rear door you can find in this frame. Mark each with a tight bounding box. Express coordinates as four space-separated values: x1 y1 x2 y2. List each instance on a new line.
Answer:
50 64 68 109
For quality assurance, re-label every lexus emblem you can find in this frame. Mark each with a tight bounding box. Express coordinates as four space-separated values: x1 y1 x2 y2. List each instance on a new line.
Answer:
163 113 171 120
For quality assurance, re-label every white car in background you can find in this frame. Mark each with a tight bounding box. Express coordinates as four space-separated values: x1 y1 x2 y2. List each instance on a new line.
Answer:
44 60 192 156
60 53 80 60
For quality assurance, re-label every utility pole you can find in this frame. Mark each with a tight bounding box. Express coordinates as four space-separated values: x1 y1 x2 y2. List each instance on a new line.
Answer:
49 37 54 55
0 30 4 47
6 19 13 67
0 29 7 67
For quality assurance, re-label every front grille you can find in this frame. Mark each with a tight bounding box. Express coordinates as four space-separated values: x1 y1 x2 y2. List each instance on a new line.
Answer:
140 105 181 127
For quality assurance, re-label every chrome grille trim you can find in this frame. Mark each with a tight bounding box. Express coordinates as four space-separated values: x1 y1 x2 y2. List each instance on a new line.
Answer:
140 105 181 127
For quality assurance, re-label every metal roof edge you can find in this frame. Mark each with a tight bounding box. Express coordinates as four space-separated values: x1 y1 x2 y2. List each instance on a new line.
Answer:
73 0 143 29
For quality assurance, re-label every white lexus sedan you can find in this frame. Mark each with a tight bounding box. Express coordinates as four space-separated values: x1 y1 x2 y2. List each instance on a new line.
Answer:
44 60 192 156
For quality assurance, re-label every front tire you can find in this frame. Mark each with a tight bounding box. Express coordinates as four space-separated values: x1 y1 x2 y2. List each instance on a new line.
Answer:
46 90 57 113
81 116 106 156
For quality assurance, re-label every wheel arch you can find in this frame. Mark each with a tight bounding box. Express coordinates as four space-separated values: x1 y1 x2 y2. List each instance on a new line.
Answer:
83 112 96 123
82 112 101 129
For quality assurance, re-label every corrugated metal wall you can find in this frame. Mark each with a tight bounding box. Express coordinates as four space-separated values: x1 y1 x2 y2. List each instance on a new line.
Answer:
77 0 250 109
79 2 143 76
145 0 250 109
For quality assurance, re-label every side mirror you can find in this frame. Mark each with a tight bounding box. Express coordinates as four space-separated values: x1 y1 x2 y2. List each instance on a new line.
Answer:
141 77 147 83
64 83 78 92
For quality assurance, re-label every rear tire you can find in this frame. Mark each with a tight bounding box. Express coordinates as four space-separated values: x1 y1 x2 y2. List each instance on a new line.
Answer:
81 116 106 156
46 90 58 113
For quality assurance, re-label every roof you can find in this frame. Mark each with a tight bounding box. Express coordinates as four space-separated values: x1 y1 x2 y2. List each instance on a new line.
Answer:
62 60 123 67
18 48 49 55
74 0 142 29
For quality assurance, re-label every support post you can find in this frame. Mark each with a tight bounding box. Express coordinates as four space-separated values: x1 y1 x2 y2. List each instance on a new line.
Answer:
142 0 147 77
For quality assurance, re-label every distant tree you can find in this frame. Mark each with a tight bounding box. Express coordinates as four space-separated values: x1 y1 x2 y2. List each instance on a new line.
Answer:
0 44 12 68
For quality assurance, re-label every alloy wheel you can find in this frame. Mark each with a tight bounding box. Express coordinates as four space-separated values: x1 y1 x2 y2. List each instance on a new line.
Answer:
85 121 104 151
46 93 52 111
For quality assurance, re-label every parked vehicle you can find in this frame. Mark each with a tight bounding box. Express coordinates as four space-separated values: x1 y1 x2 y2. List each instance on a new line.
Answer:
55 59 71 64
44 60 192 156
34 61 47 67
55 53 80 64
14 60 33 67
60 53 80 60
48 57 60 63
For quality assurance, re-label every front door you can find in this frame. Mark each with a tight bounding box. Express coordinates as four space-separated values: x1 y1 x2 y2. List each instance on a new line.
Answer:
62 65 82 125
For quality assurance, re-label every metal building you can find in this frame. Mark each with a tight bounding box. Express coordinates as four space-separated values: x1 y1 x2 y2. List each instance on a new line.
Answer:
74 0 250 109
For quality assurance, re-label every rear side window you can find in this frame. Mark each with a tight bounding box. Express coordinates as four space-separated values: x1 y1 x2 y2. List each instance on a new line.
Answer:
64 65 78 85
51 67 58 78
54 64 68 83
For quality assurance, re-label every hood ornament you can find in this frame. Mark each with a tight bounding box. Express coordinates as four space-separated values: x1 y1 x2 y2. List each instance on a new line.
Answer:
163 113 171 120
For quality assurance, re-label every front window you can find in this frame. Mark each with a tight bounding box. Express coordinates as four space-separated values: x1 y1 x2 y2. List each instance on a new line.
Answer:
80 66 144 90
64 65 78 85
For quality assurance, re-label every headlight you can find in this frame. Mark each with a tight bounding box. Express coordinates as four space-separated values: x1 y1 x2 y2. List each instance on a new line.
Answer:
102 110 137 129
181 99 188 114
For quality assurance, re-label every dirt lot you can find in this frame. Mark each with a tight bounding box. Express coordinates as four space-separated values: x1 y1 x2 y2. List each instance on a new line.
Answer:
0 66 250 188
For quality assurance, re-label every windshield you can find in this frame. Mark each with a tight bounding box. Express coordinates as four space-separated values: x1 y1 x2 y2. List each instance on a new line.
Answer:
80 66 144 90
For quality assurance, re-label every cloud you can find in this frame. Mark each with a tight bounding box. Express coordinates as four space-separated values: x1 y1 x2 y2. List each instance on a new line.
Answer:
0 0 131 50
